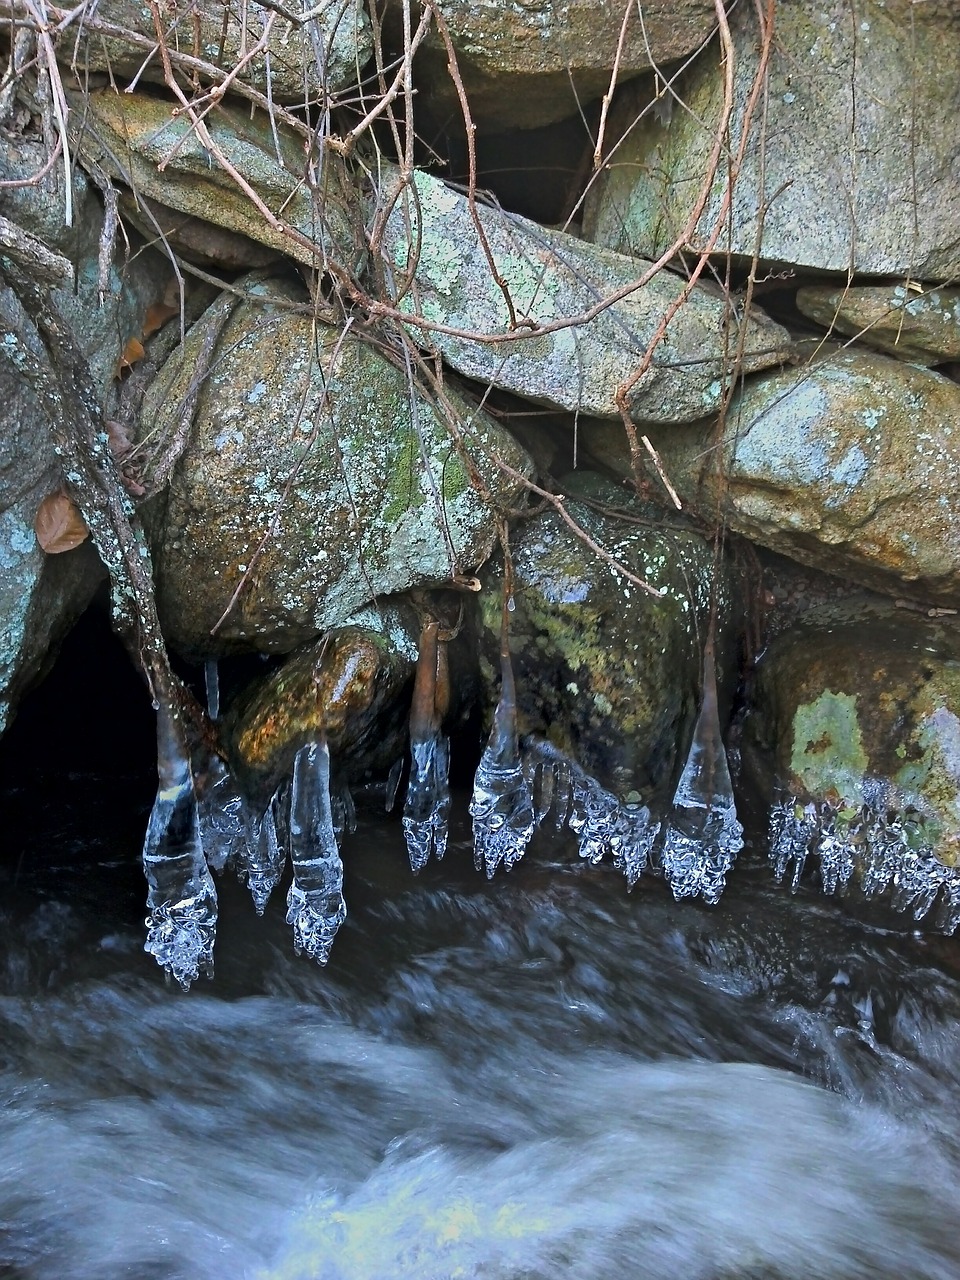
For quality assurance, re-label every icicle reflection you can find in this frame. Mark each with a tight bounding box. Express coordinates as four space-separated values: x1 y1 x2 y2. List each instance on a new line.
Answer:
470 618 535 878
769 793 960 934
661 635 743 905
142 703 218 989
403 619 451 872
285 740 347 964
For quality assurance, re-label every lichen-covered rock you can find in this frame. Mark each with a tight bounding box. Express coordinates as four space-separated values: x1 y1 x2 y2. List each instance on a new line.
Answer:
796 285 960 367
73 91 355 273
375 166 789 426
58 0 371 105
476 473 742 808
584 1 960 279
142 276 533 656
743 598 960 931
382 0 722 131
633 350 960 608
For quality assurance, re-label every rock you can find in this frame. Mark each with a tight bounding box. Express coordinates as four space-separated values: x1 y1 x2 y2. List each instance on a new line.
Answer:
57 0 371 105
223 617 417 804
72 90 356 274
743 598 960 932
141 276 534 656
583 1 960 280
624 350 960 608
475 472 742 808
375 165 790 425
381 0 723 131
117 193 281 271
796 285 960 367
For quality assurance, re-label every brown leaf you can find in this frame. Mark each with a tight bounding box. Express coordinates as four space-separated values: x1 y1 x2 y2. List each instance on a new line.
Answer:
143 299 179 339
115 336 145 378
35 489 90 554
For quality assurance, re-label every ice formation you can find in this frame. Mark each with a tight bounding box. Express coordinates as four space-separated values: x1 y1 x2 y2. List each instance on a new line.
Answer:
660 636 743 905
196 757 248 873
142 704 218 989
285 740 348 963
403 619 451 872
769 794 960 934
237 798 286 915
470 635 535 878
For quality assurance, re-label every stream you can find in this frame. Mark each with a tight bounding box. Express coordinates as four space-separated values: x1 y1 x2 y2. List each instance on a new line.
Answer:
3 751 960 1279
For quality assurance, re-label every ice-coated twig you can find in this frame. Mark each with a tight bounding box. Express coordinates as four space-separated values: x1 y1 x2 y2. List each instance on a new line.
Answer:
660 632 743 905
142 702 218 989
196 756 248 873
403 618 451 872
470 600 534 877
285 739 347 964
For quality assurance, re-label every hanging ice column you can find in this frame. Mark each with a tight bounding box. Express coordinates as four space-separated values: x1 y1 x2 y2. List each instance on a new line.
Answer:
470 590 535 877
660 630 743 904
285 739 347 963
142 701 219 988
403 618 451 872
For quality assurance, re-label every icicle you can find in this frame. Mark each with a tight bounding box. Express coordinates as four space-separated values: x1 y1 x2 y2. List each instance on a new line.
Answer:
204 659 220 722
402 619 451 873
768 799 818 891
236 798 286 915
142 702 218 989
285 739 347 964
470 589 534 878
196 756 248 873
660 632 743 905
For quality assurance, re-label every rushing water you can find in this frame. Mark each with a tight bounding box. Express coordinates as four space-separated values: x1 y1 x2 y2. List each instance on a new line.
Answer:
3 750 960 1280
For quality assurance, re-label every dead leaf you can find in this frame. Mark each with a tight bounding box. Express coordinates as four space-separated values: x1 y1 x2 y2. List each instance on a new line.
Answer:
115 336 145 378
35 489 90 553
143 299 179 339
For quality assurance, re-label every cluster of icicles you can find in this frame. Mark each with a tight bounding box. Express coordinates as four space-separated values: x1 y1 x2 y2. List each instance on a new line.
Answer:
140 625 744 990
769 792 960 935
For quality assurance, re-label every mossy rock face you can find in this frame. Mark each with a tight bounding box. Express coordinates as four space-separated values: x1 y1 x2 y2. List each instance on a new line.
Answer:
636 350 960 609
477 474 742 806
743 597 960 867
374 165 789 426
222 620 416 804
584 1 960 280
141 276 533 657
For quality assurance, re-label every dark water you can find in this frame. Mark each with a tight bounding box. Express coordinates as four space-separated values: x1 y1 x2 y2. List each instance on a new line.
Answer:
3 752 960 1280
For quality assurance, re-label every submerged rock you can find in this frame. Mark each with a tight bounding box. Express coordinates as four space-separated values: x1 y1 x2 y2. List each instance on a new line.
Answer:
60 0 371 105
584 1 960 280
374 166 789 425
635 350 960 608
382 0 722 131
796 285 960 368
142 275 533 654
743 598 960 932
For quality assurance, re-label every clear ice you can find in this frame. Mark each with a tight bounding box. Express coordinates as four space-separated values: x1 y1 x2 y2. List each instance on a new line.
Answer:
196 756 248 873
142 703 218 989
285 740 348 964
769 793 960 934
403 619 451 872
470 640 535 878
523 739 660 888
237 798 286 915
660 637 743 905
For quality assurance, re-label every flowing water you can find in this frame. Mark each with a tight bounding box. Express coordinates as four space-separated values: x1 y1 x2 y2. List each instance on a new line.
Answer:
3 748 960 1280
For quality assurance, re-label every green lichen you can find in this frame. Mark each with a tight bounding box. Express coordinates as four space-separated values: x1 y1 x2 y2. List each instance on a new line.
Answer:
790 690 869 804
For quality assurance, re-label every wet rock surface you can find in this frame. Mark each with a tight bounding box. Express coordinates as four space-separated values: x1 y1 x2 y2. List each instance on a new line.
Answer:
376 166 790 425
141 275 533 656
636 350 960 608
476 473 742 809
583 0 960 279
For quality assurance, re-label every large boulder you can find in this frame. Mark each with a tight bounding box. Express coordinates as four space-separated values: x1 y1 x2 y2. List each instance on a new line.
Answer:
608 350 960 608
375 166 789 426
141 276 534 657
583 1 960 280
743 598 960 933
381 0 724 131
56 0 371 105
796 285 960 368
475 473 742 809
